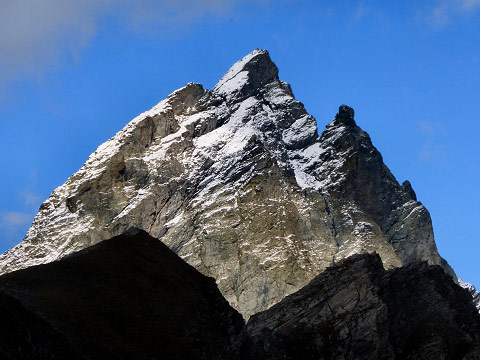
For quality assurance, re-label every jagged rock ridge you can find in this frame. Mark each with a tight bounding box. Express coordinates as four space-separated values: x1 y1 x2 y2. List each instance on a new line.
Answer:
0 49 455 318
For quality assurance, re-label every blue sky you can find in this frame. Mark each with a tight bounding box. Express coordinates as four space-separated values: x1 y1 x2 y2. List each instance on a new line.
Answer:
0 0 479 286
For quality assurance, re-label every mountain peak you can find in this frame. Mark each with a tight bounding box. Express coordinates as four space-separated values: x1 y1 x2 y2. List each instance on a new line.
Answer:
213 49 279 101
334 104 356 127
0 49 458 319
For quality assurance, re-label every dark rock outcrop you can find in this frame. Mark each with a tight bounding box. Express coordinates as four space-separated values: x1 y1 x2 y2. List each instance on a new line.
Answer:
0 291 80 359
247 253 480 360
0 229 245 359
0 229 478 359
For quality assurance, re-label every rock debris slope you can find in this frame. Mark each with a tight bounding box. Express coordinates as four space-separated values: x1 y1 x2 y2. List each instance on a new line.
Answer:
0 49 456 318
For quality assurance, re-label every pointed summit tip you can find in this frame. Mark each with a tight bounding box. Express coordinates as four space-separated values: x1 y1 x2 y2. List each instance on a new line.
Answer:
335 105 356 127
213 49 279 99
237 49 278 79
236 49 274 69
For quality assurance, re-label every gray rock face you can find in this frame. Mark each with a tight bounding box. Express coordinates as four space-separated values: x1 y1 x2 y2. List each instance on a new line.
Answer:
0 49 455 318
247 253 480 360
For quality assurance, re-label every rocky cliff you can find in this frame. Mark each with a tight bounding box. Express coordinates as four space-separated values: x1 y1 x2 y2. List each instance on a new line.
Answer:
0 49 456 318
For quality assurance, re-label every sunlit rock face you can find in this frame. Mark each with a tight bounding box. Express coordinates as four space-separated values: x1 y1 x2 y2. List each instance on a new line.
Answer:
0 49 454 318
459 278 480 311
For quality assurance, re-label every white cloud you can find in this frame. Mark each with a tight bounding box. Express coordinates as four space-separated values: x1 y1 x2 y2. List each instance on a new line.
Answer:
20 190 42 208
462 0 480 11
417 121 450 167
0 0 246 88
0 212 32 229
353 3 371 22
0 171 42 245
422 0 480 27
0 210 33 246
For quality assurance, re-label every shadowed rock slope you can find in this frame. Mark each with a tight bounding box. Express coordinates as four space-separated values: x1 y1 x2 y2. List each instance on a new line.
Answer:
247 253 480 360
0 229 245 360
0 291 81 359
0 49 459 317
0 230 478 359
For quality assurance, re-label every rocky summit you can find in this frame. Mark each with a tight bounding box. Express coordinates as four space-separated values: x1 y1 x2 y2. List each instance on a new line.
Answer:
0 49 462 318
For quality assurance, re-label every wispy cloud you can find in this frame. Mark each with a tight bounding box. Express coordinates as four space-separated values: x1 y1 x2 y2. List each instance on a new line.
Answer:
417 121 451 167
0 211 33 246
420 0 480 27
20 190 42 208
0 0 248 89
352 3 372 22
0 171 42 246
0 192 40 246
0 211 32 231
462 0 480 11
